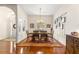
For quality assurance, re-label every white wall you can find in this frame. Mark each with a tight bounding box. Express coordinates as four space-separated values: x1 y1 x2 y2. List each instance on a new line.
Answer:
17 5 28 43
0 7 16 40
53 5 79 45
28 15 53 33
0 10 8 39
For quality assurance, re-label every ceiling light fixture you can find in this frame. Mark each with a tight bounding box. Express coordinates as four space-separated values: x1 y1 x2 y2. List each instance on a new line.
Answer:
37 8 44 23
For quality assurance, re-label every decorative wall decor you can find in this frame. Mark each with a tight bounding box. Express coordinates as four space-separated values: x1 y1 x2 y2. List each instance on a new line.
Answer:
23 26 25 31
30 23 34 28
57 18 58 22
59 22 61 27
62 24 64 29
23 20 26 31
64 17 66 23
37 22 45 30
13 24 16 29
54 16 66 30
47 24 51 28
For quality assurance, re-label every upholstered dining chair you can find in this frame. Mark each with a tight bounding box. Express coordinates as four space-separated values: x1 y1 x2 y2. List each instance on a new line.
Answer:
32 33 39 42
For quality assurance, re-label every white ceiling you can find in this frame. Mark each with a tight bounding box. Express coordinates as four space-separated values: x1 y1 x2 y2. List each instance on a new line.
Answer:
19 4 62 15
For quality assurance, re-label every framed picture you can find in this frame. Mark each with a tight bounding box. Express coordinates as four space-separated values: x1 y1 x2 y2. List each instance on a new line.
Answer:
64 17 66 22
58 17 61 22
30 23 34 28
62 24 64 29
62 17 66 23
59 22 61 27
23 26 25 31
47 24 51 28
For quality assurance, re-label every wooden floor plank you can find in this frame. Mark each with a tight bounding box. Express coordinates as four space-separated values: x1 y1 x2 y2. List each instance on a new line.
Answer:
0 40 16 54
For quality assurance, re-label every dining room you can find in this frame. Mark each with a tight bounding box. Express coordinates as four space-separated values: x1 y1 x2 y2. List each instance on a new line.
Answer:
16 4 65 54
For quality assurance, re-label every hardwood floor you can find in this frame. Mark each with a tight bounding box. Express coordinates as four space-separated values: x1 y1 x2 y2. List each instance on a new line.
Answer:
0 38 65 54
16 38 66 54
0 40 16 54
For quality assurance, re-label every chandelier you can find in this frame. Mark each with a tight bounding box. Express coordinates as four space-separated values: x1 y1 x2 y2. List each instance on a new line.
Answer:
37 8 45 30
37 8 44 23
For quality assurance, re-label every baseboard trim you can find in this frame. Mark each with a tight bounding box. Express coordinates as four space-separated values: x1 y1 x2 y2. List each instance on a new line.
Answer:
16 37 27 44
53 38 65 47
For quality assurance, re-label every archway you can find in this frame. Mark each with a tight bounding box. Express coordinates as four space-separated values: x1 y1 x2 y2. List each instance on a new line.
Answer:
0 6 16 40
0 6 16 54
